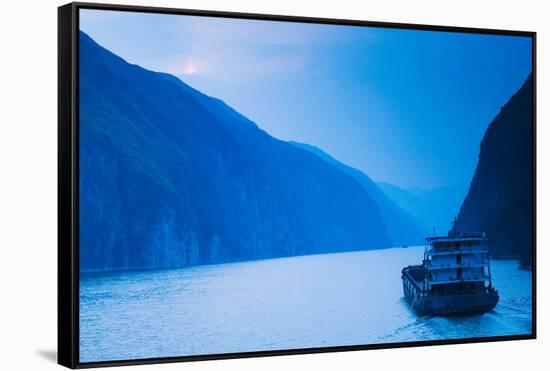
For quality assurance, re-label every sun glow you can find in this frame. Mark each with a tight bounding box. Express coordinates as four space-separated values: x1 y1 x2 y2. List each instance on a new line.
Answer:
181 60 198 75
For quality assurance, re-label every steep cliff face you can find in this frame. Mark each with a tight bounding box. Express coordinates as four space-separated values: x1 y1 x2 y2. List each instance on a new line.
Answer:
79 32 391 271
458 74 533 269
291 142 426 246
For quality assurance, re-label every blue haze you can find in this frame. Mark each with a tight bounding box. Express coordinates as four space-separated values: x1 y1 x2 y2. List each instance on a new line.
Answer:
80 9 532 190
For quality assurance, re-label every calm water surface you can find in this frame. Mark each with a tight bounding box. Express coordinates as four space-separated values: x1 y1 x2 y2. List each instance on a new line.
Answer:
80 246 532 362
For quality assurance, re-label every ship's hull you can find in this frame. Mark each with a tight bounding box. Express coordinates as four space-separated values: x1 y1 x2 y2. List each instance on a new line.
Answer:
402 266 499 316
404 288 499 316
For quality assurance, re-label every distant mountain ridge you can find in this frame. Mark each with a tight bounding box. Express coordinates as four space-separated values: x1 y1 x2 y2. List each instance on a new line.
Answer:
291 142 426 246
458 74 533 269
376 181 468 235
78 31 414 272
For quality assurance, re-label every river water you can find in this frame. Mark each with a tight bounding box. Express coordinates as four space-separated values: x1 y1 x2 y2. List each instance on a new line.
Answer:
80 246 532 362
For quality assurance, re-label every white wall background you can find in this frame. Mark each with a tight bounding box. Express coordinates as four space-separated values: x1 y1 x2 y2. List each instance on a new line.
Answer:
0 0 547 369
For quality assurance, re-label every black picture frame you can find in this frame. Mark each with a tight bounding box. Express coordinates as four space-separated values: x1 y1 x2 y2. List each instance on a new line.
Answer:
58 2 537 368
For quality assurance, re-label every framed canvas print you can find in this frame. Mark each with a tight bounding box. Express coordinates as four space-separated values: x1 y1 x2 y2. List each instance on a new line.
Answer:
58 2 536 368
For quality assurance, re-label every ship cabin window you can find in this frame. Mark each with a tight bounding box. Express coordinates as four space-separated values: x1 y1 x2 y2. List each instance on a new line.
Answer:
456 255 462 265
467 241 472 247
454 241 460 248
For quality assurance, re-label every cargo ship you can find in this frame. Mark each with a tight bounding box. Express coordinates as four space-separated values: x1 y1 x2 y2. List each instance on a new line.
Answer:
401 218 499 315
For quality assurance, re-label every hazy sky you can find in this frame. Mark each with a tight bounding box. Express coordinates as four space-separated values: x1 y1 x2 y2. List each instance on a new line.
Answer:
80 9 532 190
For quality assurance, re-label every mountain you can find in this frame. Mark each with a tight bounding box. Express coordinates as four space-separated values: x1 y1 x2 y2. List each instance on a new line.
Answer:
291 142 426 246
376 182 468 235
458 74 533 269
79 31 392 272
